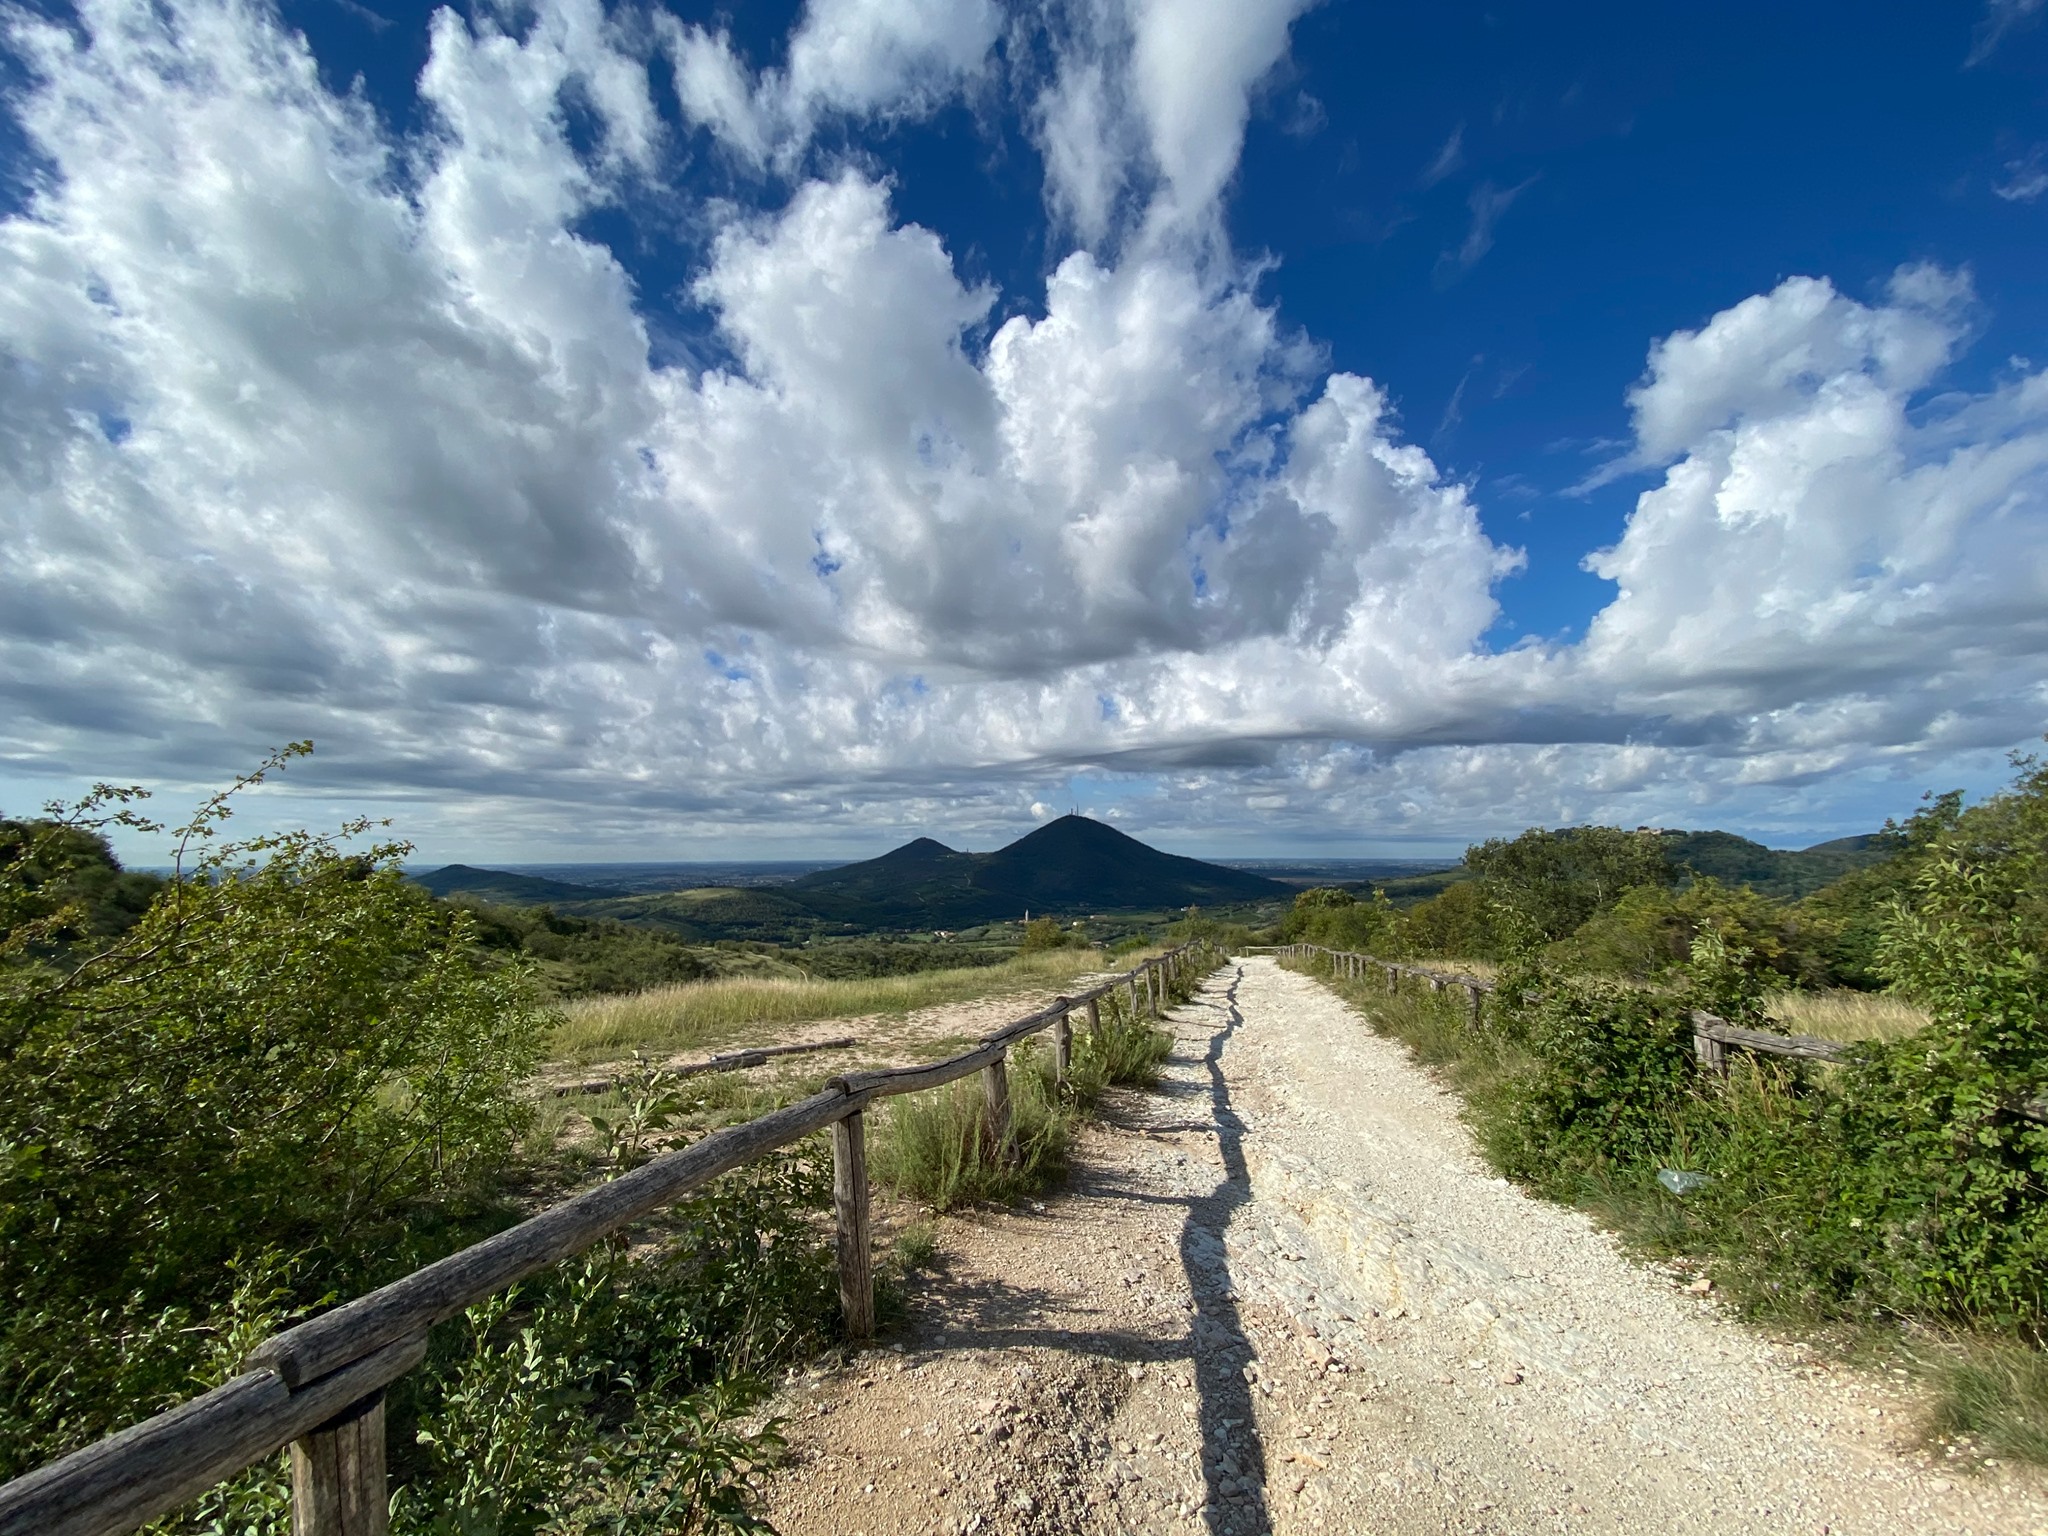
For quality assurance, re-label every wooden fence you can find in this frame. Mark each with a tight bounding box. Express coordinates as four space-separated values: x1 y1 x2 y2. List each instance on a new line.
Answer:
0 942 1221 1536
1273 943 2048 1120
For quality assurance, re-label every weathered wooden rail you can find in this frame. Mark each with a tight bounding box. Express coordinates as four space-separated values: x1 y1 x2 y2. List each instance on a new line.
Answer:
1274 942 2048 1120
0 941 1222 1536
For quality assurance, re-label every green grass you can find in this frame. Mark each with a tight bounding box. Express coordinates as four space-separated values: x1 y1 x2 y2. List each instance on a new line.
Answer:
869 1037 1077 1210
1922 1337 2048 1466
549 948 1124 1063
868 961 1193 1210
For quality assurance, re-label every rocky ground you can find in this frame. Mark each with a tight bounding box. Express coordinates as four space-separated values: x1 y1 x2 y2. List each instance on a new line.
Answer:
751 956 2048 1536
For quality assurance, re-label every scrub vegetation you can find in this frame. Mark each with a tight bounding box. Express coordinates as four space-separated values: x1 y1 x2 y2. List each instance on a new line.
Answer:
1279 745 2048 1467
0 749 1217 1531
868 981 1183 1211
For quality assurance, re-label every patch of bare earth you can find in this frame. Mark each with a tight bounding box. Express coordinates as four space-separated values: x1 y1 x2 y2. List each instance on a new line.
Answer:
753 958 2048 1536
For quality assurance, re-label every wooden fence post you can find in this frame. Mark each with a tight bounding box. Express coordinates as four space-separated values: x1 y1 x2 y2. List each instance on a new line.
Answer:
982 1052 1015 1164
1693 1025 1728 1075
1466 983 1482 1028
1386 963 1398 994
290 1391 389 1536
1053 1001 1072 1088
830 1110 874 1339
1085 996 1101 1039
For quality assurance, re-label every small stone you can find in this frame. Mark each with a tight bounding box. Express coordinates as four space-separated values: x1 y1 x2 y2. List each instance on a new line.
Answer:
1687 1277 1713 1294
1498 1369 1523 1386
1930 1477 1953 1492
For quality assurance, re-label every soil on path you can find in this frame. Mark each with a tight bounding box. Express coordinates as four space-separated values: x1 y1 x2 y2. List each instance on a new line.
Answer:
755 957 2048 1535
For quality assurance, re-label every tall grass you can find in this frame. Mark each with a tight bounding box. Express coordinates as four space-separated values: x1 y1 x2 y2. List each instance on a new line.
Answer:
550 948 1122 1063
1767 988 1929 1043
870 967 1187 1209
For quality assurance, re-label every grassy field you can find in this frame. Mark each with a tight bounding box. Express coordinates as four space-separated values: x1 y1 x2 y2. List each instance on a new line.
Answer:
549 947 1126 1062
1767 988 1929 1043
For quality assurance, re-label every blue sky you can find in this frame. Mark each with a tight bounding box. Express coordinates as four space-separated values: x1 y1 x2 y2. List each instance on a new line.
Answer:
0 0 2044 862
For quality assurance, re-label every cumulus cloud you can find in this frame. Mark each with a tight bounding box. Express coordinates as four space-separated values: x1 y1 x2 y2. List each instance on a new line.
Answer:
1578 267 2048 757
1031 0 1319 246
662 0 1000 167
0 0 2043 857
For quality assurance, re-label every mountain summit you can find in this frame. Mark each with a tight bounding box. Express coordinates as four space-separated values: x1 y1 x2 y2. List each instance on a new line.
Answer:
792 814 1287 925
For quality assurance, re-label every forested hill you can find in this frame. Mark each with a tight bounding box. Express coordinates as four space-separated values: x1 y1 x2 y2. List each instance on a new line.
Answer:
410 864 609 904
789 815 1291 925
401 817 1292 939
1654 830 1888 899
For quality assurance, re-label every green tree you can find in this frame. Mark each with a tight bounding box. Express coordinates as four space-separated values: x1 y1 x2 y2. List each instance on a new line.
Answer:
1465 825 1674 946
1278 886 1400 953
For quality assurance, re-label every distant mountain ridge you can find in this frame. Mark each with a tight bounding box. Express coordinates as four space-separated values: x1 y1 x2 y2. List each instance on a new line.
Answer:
790 815 1291 925
410 816 1292 934
411 864 609 904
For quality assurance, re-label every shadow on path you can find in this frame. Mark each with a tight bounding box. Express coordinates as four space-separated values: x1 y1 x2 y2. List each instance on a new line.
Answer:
1173 965 1271 1535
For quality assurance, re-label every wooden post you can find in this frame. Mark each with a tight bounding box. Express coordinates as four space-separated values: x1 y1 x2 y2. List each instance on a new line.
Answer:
1386 963 1398 994
830 1110 874 1339
290 1391 389 1536
1053 1002 1072 1088
1085 996 1101 1039
1466 983 1482 1028
1145 963 1158 1016
1126 977 1139 1016
1693 1026 1728 1075
982 1053 1015 1164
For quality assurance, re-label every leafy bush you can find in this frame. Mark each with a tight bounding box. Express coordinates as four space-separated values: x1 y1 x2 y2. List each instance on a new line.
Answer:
1 754 553 1475
1018 916 1084 952
1548 876 1829 987
1398 880 1497 959
1476 965 1714 1199
1278 887 1401 953
397 1150 834 1536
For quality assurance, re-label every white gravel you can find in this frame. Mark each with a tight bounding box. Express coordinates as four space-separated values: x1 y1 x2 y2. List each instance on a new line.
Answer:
759 958 2048 1536
1208 956 2048 1535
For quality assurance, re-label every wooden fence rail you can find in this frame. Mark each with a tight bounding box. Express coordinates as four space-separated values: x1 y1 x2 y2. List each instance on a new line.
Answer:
1271 943 2048 1121
0 941 1221 1536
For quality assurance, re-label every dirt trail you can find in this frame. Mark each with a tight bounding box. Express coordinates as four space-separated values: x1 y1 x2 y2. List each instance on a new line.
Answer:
756 958 2048 1535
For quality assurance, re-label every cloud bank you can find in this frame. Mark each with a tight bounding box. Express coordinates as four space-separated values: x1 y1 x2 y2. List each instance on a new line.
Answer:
0 0 2043 855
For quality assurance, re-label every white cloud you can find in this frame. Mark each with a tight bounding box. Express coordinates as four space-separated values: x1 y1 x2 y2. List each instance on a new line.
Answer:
0 0 2043 860
1994 145 2048 202
1030 0 1318 246
664 0 1000 167
1968 0 2045 65
1434 175 1537 284
1420 123 1464 188
1579 268 2048 755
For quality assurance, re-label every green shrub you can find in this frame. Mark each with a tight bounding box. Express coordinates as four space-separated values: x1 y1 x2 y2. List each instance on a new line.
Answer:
1019 917 1083 952
869 1038 1075 1210
1 754 554 1476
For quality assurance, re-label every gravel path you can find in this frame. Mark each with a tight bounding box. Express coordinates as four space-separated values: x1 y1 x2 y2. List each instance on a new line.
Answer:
757 958 2048 1535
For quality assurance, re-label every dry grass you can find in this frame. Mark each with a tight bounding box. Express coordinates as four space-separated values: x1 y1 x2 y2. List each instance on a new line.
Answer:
1767 989 1930 1044
549 948 1120 1064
